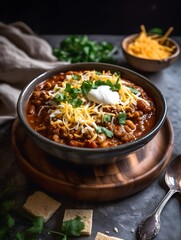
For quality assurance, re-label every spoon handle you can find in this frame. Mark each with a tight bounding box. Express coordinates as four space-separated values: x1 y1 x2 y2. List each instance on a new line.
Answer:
153 189 177 216
137 189 178 240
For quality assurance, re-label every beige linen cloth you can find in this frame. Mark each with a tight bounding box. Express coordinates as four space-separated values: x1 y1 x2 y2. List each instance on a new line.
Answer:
0 21 67 125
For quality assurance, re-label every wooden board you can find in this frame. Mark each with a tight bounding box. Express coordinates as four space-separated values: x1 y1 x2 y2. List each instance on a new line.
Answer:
12 118 174 202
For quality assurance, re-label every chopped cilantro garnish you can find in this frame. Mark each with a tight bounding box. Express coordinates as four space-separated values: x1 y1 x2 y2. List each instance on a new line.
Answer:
72 74 81 80
65 83 71 92
54 84 83 107
130 87 139 94
68 98 83 107
103 114 112 123
95 71 101 75
81 80 93 94
96 126 114 138
110 78 120 91
53 93 66 103
70 88 81 98
93 79 120 91
118 112 127 125
80 74 121 95
93 79 105 88
65 84 82 98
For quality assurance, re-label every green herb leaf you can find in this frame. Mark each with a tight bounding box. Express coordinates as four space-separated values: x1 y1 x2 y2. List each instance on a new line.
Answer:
65 83 71 92
68 98 83 107
148 27 163 35
15 217 45 240
27 217 45 235
96 126 114 138
103 114 112 123
65 84 82 99
95 71 101 75
53 93 66 103
118 112 127 125
53 35 117 63
7 214 15 228
61 216 84 237
62 234 68 240
72 74 81 80
110 78 120 91
81 80 93 94
93 79 120 91
93 79 106 88
0 213 15 239
129 87 139 94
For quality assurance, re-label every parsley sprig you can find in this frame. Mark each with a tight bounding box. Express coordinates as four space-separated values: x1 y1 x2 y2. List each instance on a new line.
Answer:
14 215 84 240
59 216 84 240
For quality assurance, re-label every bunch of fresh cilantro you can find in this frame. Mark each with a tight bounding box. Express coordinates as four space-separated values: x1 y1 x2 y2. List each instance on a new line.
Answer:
53 35 117 63
0 183 84 240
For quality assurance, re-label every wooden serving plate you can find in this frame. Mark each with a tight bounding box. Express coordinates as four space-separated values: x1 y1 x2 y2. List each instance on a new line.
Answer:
12 118 174 202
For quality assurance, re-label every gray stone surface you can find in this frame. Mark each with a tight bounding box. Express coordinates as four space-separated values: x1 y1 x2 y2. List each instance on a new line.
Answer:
0 35 181 240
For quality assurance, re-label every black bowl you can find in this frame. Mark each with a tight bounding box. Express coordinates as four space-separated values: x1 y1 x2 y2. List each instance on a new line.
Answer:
17 62 167 166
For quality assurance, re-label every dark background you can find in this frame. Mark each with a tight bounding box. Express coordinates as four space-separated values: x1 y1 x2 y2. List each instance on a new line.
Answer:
0 0 180 35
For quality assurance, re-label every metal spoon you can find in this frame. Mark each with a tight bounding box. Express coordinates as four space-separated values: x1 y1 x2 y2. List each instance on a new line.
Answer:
137 154 181 240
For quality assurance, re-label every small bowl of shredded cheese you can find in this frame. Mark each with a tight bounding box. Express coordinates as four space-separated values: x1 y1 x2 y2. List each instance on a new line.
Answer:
121 25 180 72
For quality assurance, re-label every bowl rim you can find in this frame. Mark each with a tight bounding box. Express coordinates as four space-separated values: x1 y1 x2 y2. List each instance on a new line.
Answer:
17 62 167 154
121 33 180 62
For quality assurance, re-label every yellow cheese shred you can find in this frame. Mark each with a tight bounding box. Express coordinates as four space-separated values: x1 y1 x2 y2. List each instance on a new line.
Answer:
127 25 176 60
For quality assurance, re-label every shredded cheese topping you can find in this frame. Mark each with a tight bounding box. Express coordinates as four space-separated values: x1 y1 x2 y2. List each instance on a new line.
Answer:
127 25 176 60
48 70 150 141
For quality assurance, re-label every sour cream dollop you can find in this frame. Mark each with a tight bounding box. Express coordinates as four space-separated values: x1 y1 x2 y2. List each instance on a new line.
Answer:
86 85 120 104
